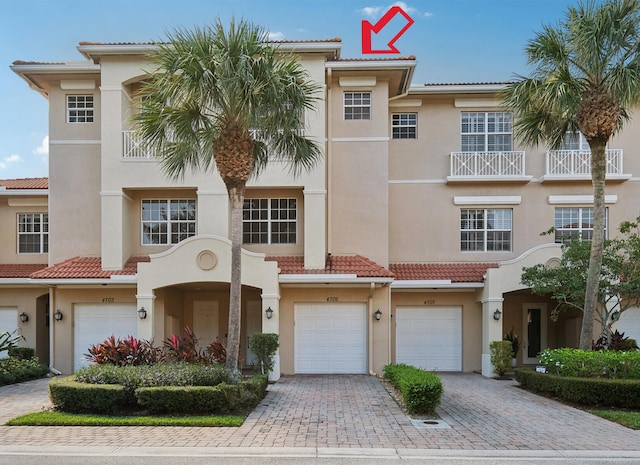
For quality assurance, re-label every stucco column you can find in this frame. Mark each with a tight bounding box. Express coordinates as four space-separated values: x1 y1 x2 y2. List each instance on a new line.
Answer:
136 293 156 341
197 189 229 237
261 293 280 381
303 189 326 269
481 298 504 377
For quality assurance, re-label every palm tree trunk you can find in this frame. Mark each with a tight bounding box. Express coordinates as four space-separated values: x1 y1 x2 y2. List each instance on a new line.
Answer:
226 185 245 372
581 139 607 350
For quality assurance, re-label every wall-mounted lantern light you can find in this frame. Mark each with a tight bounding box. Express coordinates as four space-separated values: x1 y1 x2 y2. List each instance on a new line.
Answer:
138 307 147 319
611 310 621 322
19 312 29 323
265 307 274 319
54 310 63 321
374 309 382 321
493 309 502 321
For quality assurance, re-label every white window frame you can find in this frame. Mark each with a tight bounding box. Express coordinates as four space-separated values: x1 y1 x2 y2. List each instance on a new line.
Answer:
66 95 94 123
17 213 48 254
460 208 512 252
344 92 371 120
141 199 196 245
559 131 589 150
554 207 608 243
243 198 297 245
391 113 417 139
461 111 512 152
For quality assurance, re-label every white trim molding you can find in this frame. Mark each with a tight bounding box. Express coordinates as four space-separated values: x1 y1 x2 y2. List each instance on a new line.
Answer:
548 195 618 204
454 196 522 205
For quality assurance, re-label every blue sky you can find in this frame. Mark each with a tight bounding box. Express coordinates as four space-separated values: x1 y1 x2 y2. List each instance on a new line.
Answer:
0 0 582 180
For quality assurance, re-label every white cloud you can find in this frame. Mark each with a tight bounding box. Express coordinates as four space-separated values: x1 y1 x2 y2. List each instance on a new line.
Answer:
33 135 49 164
424 11 433 17
358 2 431 19
268 31 285 41
0 154 23 171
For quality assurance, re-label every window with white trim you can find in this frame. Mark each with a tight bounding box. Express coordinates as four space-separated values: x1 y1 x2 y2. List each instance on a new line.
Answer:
460 209 512 252
141 199 196 245
559 131 589 150
554 207 608 243
18 213 48 254
391 113 417 139
344 92 371 120
461 112 512 151
66 95 94 123
243 198 297 244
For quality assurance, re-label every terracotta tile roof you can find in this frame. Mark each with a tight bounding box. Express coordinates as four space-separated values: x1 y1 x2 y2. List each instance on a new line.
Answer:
31 256 149 279
421 81 513 87
78 38 342 46
389 263 499 283
329 56 416 62
267 255 394 278
0 264 48 278
12 60 65 66
0 178 48 189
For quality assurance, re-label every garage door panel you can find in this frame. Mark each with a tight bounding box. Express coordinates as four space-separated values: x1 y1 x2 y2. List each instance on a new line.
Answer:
0 308 18 359
74 304 137 371
295 303 367 374
396 306 462 372
616 307 640 342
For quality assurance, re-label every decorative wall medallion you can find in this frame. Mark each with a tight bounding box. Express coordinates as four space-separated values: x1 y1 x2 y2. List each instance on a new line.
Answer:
197 250 217 270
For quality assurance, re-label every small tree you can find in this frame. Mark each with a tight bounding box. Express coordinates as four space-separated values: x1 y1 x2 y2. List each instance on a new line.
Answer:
522 216 640 347
490 341 513 378
0 329 24 357
248 333 279 375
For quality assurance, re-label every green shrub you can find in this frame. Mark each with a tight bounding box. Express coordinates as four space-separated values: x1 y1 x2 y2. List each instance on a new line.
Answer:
515 368 640 408
136 374 268 415
8 347 35 360
248 333 279 375
49 376 135 414
538 348 640 379
490 340 513 377
383 364 443 414
75 362 238 391
0 356 49 386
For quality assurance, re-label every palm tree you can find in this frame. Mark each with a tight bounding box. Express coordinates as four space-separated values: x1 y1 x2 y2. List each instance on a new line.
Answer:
134 18 322 371
501 0 640 350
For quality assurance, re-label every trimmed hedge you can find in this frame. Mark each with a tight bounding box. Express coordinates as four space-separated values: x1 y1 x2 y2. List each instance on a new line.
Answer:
383 363 443 414
49 374 268 415
514 368 640 408
0 356 49 386
49 376 135 414
137 375 268 414
538 348 640 379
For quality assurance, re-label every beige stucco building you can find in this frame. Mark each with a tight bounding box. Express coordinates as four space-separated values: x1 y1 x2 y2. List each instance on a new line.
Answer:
3 38 640 377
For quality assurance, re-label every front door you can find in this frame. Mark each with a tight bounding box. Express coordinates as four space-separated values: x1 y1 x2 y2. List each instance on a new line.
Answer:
523 304 547 364
193 301 219 349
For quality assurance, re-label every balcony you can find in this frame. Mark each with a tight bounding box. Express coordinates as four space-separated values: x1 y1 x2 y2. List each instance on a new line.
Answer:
447 151 531 182
544 149 630 181
123 131 154 160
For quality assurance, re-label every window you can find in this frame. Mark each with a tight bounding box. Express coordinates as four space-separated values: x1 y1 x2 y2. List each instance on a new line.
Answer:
461 112 512 152
559 131 589 150
554 207 608 243
141 199 196 245
392 113 417 139
460 209 512 252
344 92 371 120
243 198 297 244
18 213 48 253
67 95 94 123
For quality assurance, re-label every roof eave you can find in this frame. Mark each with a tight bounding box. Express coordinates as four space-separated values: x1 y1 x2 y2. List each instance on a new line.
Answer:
10 62 101 98
28 276 137 285
279 274 394 284
391 280 484 289
0 189 48 196
408 83 507 94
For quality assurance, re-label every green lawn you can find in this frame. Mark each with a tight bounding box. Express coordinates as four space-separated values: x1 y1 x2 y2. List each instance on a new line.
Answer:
6 411 244 427
589 410 640 430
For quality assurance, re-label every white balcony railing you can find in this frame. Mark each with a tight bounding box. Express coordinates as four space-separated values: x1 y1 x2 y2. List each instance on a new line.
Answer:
545 149 623 177
449 151 527 179
123 130 155 159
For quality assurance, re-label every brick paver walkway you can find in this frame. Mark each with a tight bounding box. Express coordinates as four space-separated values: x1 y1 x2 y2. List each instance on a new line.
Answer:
0 373 638 451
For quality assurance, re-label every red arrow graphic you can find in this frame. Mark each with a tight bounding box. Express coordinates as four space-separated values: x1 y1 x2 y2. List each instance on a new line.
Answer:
362 6 414 54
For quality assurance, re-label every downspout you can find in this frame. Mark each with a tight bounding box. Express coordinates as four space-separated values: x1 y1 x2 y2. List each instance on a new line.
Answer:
326 66 333 256
388 282 392 366
48 286 61 375
368 282 376 376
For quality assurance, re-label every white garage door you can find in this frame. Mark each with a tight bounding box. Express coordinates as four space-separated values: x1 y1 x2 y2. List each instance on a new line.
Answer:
616 307 640 342
74 304 137 371
0 307 18 359
295 303 367 374
396 306 462 371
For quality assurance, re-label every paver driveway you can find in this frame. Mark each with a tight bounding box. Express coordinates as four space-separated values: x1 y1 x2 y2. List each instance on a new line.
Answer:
0 373 638 451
